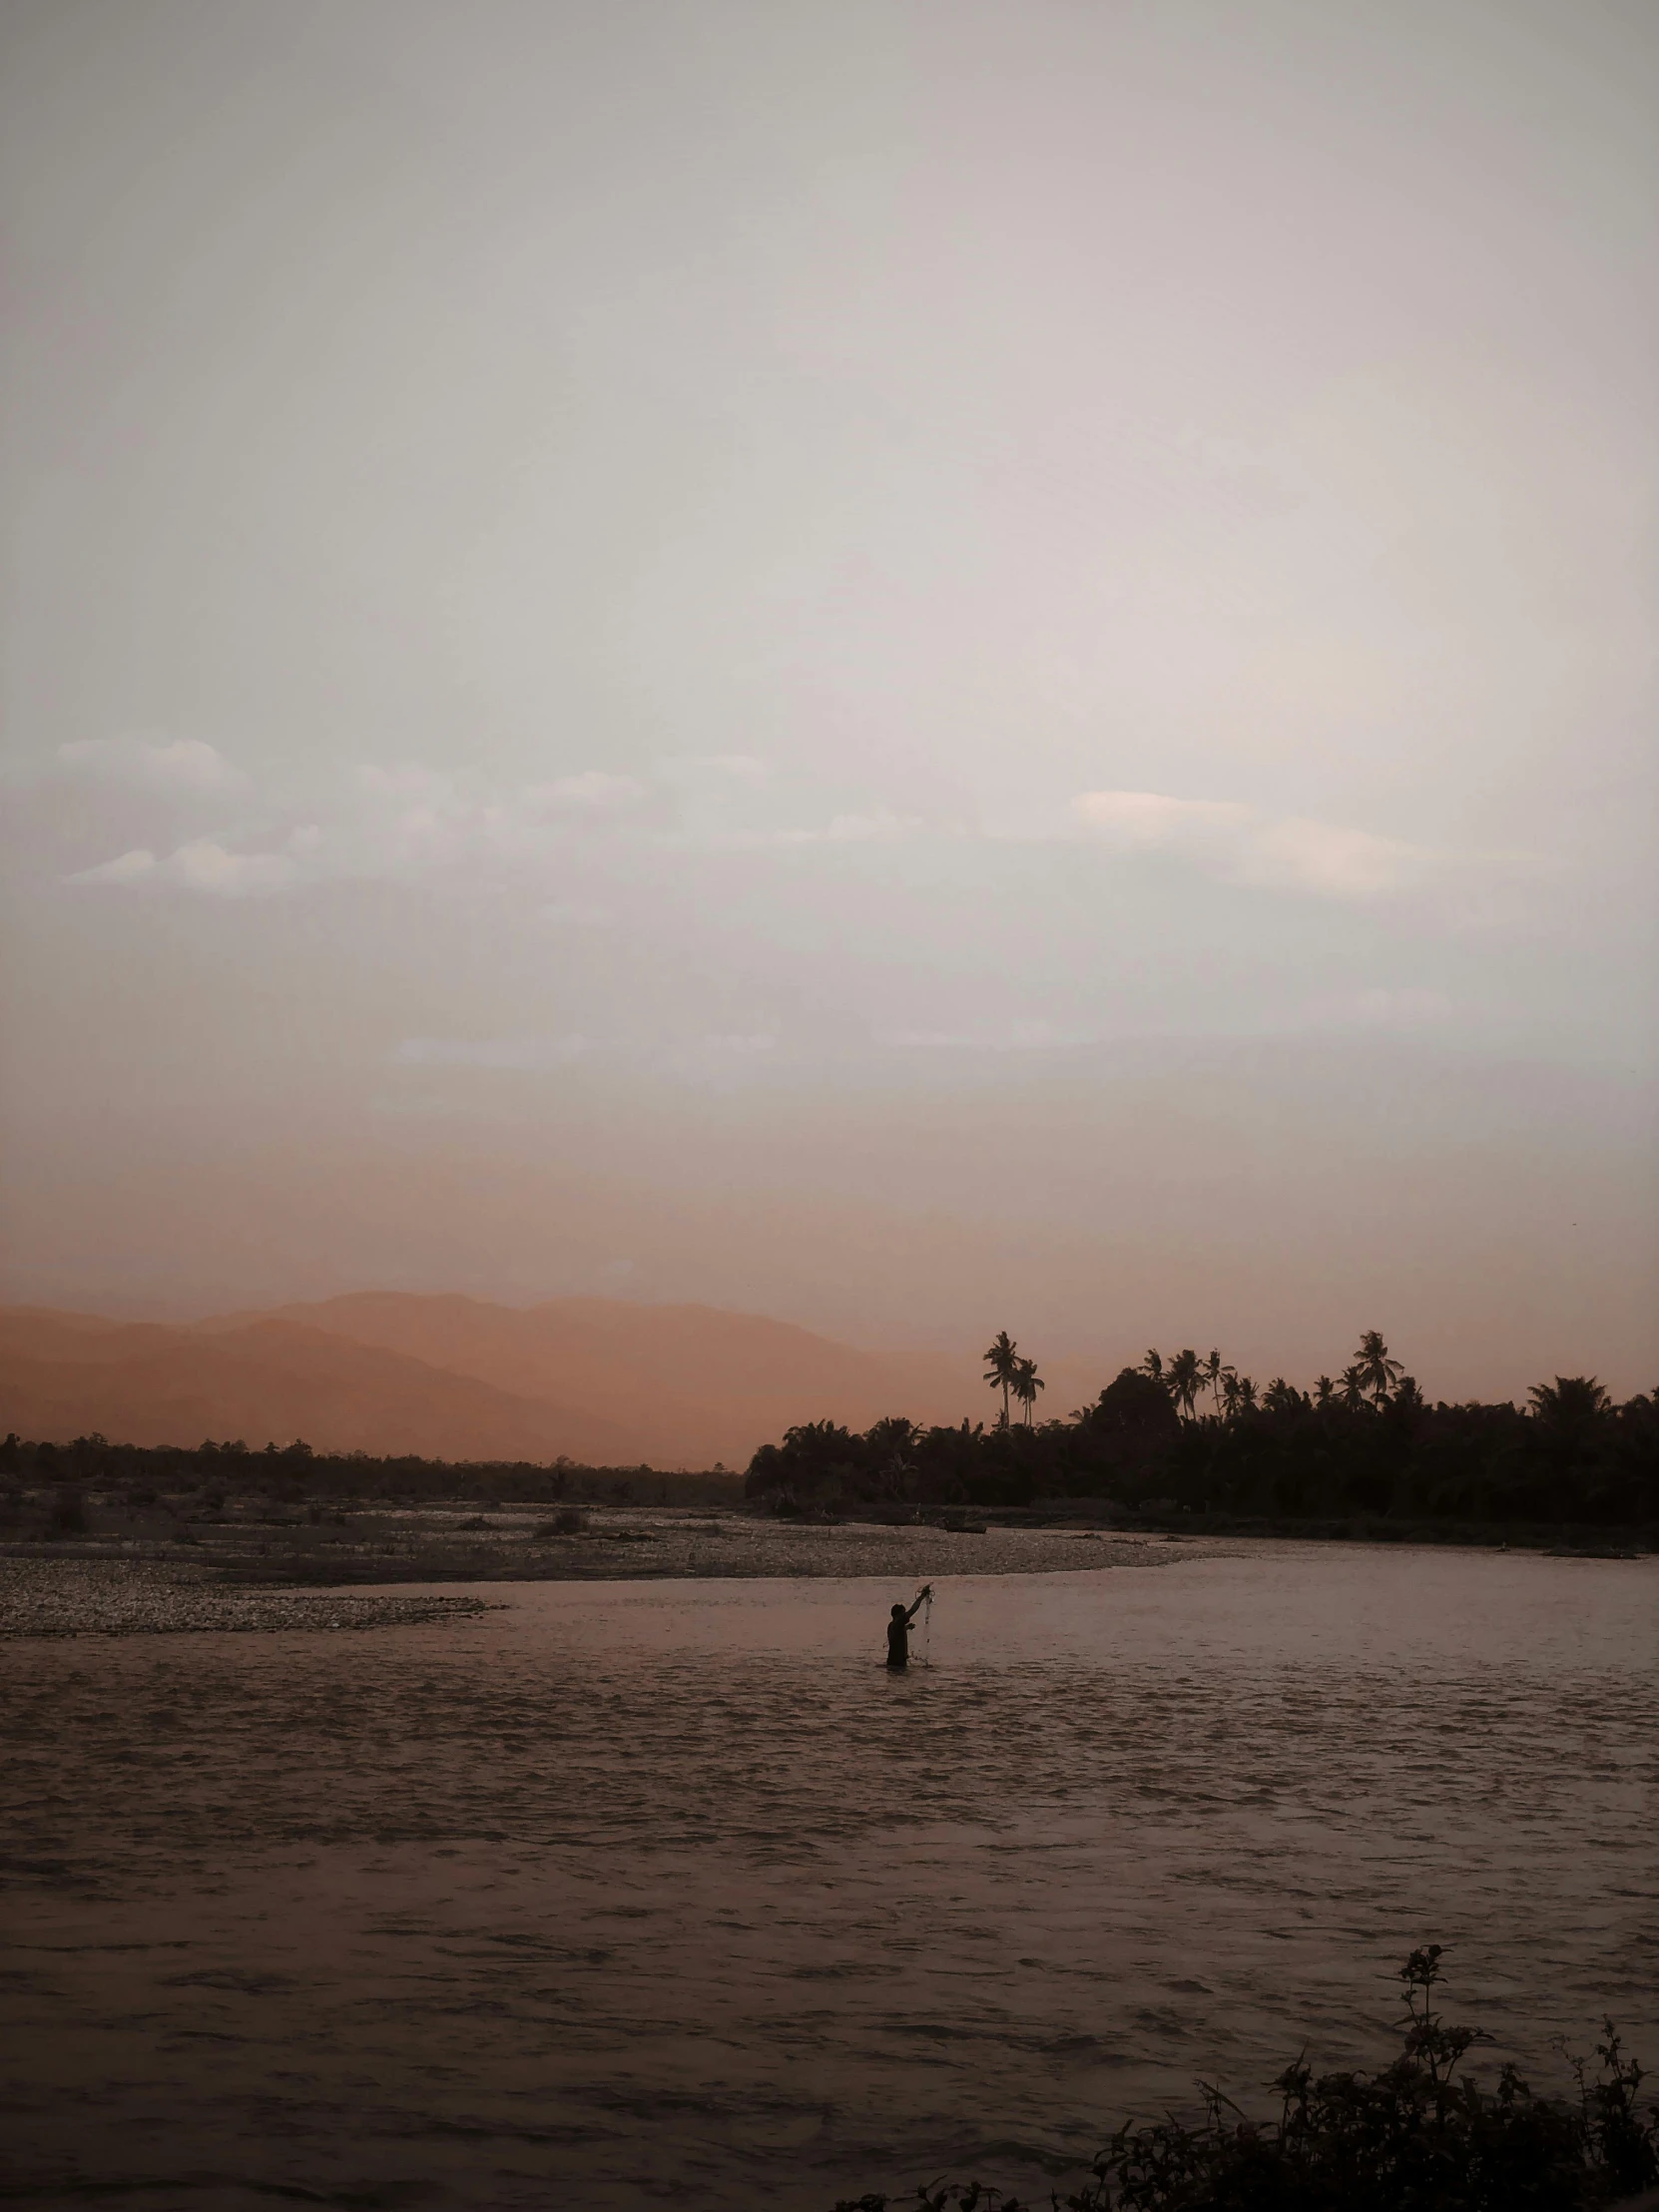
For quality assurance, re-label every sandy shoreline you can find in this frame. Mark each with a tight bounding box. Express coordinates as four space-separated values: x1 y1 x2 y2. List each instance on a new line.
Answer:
1 1507 1219 1635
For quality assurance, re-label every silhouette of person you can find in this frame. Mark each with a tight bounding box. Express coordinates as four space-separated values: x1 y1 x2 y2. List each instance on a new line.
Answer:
886 1586 932 1669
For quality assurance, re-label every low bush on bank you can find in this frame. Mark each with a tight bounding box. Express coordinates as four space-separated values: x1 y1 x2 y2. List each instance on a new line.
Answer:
834 1950 1658 2212
43 1488 88 1537
535 1506 589 1535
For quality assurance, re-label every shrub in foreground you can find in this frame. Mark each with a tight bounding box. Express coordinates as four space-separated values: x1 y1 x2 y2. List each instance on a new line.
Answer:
835 1949 1658 2212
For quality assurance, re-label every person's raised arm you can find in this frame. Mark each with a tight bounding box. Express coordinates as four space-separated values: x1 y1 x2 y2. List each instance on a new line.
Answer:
905 1584 933 1624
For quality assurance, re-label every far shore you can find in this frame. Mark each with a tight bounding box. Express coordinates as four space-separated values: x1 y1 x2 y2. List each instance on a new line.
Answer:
3 1496 1652 1639
1 1506 1219 1636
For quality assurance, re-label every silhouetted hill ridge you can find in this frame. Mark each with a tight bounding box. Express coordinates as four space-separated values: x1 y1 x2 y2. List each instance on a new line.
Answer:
0 1295 970 1465
0 1315 634 1463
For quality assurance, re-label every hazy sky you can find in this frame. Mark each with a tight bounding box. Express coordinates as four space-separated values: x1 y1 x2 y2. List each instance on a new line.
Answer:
3 0 1655 1397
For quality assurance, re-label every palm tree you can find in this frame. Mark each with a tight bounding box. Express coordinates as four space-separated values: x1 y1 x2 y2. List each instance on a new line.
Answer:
1391 1374 1425 1414
1203 1350 1224 1416
1167 1348 1203 1422
1527 1376 1611 1427
1339 1364 1369 1411
867 1416 919 1501
983 1331 1020 1429
1014 1356 1044 1426
1353 1330 1403 1408
1314 1376 1335 1408
1140 1349 1165 1386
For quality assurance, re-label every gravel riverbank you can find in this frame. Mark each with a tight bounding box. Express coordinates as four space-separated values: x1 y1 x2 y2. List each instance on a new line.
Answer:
1 1509 1220 1635
0 1556 492 1637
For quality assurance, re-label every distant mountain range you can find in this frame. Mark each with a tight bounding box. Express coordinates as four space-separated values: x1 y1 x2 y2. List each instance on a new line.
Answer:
0 1294 978 1469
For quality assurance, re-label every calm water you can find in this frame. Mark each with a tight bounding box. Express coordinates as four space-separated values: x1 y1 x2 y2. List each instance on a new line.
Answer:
4 1544 1657 2211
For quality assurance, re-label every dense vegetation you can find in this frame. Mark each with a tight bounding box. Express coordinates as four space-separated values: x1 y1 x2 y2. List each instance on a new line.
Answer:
747 1335 1657 1529
0 1429 741 1517
832 1948 1658 2212
6 1328 1654 1534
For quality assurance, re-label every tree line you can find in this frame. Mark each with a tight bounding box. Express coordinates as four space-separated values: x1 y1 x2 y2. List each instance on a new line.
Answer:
745 1331 1658 1528
0 1432 739 1510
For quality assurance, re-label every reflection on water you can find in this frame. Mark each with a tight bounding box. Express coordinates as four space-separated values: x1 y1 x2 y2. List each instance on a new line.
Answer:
4 1546 1656 2211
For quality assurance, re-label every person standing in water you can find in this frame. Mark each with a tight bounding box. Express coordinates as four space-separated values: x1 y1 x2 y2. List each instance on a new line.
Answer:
886 1586 932 1670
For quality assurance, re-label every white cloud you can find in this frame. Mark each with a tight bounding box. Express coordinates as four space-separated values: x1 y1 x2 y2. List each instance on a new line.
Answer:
49 746 962 895
332 763 655 876
1073 789 1442 900
58 736 247 791
158 839 299 895
1073 791 1253 847
65 837 299 895
55 759 659 900
348 764 470 870
43 751 1512 916
1241 817 1434 899
66 847 158 885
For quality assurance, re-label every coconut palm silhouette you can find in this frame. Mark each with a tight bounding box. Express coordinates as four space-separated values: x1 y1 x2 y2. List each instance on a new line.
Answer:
982 1331 1020 1428
1354 1330 1404 1406
1166 1348 1204 1422
1203 1349 1225 1415
1528 1376 1611 1427
1014 1355 1044 1426
1221 1369 1258 1418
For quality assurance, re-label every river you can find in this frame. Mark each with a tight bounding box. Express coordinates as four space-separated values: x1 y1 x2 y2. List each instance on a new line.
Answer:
4 1542 1655 2210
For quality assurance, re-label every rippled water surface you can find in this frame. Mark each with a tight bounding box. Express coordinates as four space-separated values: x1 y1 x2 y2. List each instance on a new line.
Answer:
5 1545 1656 2211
